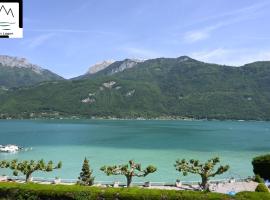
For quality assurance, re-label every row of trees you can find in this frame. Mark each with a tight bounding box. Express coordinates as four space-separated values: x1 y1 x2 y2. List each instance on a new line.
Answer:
0 157 229 190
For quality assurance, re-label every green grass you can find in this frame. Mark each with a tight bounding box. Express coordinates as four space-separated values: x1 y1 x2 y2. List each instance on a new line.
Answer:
0 182 270 200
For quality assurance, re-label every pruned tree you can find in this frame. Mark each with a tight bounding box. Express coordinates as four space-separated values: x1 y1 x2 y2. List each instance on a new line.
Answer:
174 157 229 190
78 157 95 186
100 160 157 187
0 159 62 182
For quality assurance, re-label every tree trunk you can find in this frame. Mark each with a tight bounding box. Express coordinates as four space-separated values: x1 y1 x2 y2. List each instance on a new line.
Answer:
26 173 32 182
126 176 132 187
201 176 209 191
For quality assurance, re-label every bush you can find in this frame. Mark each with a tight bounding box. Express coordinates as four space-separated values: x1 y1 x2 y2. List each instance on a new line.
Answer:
252 154 270 180
254 174 264 183
0 182 230 200
2 182 270 200
255 183 269 193
236 191 270 200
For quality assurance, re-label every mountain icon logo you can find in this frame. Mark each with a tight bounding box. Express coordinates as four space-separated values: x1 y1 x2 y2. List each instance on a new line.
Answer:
0 1 23 38
0 5 14 17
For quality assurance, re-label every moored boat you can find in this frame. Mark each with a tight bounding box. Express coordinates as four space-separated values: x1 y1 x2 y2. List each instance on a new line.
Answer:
0 144 21 153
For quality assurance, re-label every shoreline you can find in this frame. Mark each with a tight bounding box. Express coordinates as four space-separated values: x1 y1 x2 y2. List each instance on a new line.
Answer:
0 117 269 122
0 115 270 122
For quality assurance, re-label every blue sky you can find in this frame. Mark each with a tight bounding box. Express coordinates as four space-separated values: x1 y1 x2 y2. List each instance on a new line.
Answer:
0 0 270 78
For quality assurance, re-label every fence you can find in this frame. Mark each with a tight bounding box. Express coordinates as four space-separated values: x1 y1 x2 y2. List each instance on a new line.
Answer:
1 176 252 187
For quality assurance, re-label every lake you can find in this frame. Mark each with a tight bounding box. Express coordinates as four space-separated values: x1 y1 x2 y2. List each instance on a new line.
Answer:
0 119 270 183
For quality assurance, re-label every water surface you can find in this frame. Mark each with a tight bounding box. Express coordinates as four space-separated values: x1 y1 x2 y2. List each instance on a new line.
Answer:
0 120 270 183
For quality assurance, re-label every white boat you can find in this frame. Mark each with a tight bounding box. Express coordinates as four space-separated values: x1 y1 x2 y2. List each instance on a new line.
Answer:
0 145 21 153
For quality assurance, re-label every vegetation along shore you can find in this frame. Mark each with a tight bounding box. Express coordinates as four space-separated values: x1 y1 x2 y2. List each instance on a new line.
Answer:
1 154 270 199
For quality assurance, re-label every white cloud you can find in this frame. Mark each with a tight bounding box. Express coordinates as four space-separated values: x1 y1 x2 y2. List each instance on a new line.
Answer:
183 1 270 43
27 29 103 34
190 48 270 66
24 33 56 49
122 47 162 59
184 25 219 43
188 1 270 26
184 30 208 43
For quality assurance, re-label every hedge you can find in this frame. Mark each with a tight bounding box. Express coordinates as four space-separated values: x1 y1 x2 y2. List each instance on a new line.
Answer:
0 182 270 200
255 183 269 193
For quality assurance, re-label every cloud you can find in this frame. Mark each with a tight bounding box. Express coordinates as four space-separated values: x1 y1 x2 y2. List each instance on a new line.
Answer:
184 17 249 43
122 47 162 59
183 1 270 43
190 48 270 66
27 29 104 34
188 1 270 26
23 33 56 49
234 36 270 41
184 25 218 43
191 48 231 61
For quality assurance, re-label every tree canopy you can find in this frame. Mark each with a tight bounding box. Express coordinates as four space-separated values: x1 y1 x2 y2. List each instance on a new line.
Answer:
0 159 62 182
175 157 229 190
101 160 157 187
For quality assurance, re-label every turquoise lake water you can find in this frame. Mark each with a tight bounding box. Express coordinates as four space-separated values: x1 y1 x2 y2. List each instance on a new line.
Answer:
0 120 270 183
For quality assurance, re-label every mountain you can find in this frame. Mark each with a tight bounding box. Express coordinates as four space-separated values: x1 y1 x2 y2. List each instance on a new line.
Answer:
93 58 144 76
0 55 64 88
0 56 270 120
75 59 143 79
74 60 115 80
86 60 115 75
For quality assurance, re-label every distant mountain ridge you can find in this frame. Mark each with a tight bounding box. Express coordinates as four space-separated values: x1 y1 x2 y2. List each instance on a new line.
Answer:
0 55 44 74
0 55 64 88
0 55 270 120
76 58 144 79
86 60 115 75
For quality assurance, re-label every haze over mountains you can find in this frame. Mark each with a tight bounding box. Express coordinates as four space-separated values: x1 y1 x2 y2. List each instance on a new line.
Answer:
0 55 270 120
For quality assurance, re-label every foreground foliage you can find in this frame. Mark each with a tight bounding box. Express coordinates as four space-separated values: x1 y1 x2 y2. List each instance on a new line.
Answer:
252 154 270 180
255 183 269 193
254 174 264 183
175 157 229 190
100 160 157 187
0 159 62 182
0 182 269 200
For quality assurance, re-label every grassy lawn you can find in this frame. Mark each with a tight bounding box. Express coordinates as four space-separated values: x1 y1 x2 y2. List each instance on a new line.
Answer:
0 182 270 200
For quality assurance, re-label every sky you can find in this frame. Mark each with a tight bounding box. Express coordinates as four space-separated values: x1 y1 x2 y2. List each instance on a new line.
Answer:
0 0 270 78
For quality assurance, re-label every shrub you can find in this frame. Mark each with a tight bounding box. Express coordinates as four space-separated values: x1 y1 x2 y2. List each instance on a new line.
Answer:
255 183 269 193
252 154 270 180
254 174 264 183
77 158 95 186
0 182 232 200
236 191 270 200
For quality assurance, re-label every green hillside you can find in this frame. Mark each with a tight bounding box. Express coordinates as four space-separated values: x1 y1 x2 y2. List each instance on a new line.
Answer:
0 56 270 120
0 65 64 89
0 56 64 88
